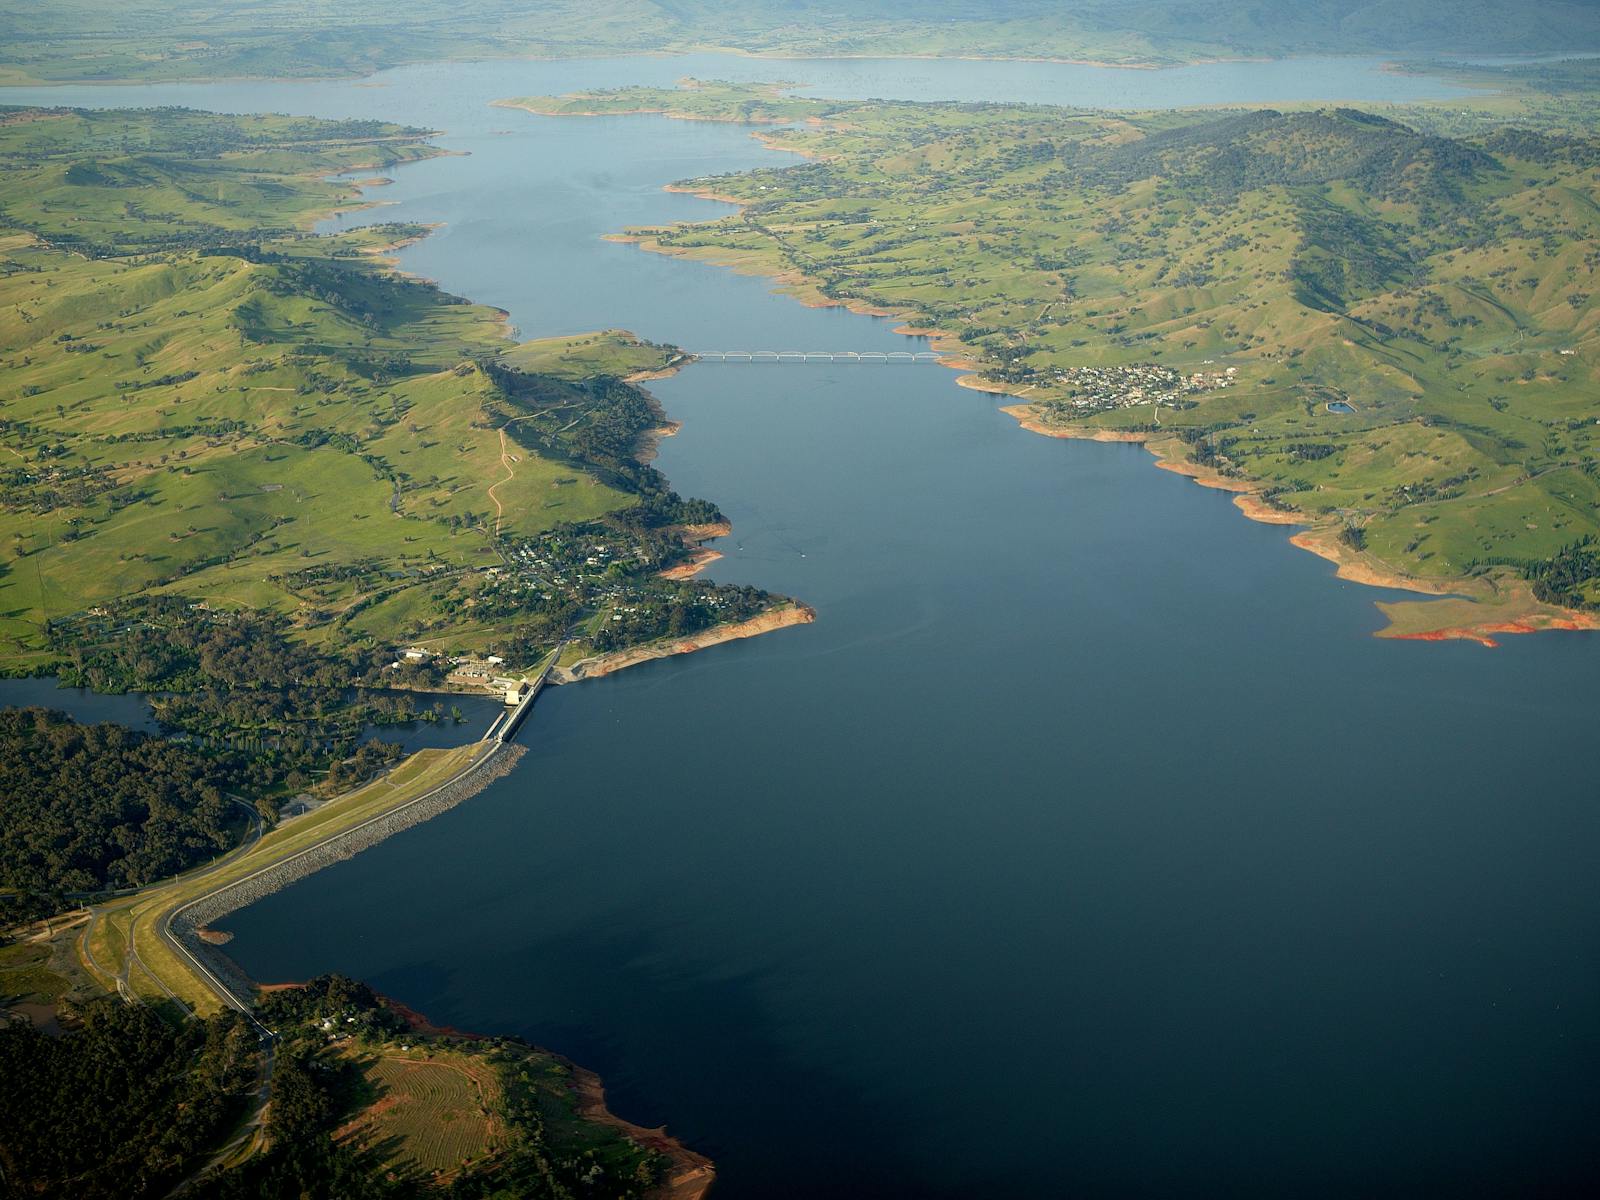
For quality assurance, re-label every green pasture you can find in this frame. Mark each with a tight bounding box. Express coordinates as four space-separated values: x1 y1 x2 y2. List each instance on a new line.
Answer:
0 107 640 661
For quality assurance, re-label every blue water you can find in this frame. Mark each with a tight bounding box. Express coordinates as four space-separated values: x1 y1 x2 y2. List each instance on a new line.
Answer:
0 678 159 732
6 54 1598 1198
0 50 1475 115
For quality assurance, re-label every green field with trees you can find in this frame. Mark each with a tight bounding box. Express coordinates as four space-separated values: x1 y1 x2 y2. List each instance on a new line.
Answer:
0 104 789 664
0 103 798 919
0 973 671 1198
507 78 1600 633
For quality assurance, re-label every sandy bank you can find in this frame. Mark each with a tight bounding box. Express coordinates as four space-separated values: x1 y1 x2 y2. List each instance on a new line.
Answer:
658 545 723 580
627 365 687 383
573 1066 715 1200
676 519 734 540
1287 526 1454 597
1385 612 1600 647
355 221 444 264
663 181 751 205
635 420 682 463
555 604 814 682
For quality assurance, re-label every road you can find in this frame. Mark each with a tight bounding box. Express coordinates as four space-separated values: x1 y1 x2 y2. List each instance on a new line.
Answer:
151 743 503 1022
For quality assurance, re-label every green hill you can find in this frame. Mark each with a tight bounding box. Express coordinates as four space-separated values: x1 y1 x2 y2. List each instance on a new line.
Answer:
0 106 785 678
510 83 1600 637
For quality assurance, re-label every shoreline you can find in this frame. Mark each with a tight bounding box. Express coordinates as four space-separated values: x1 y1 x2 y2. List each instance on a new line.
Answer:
8 48 1451 93
658 545 723 579
526 93 1592 646
555 603 815 681
658 518 734 579
996 403 1598 643
572 1065 716 1200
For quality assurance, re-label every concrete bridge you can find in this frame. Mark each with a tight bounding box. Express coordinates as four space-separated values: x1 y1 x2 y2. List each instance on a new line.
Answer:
691 350 946 364
483 640 564 745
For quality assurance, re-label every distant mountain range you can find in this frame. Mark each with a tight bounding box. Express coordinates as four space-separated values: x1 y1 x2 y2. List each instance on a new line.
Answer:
1 0 1596 84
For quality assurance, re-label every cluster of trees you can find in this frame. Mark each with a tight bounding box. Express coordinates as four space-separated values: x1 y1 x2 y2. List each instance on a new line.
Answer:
592 582 772 652
0 999 257 1199
1524 536 1600 609
46 599 420 801
0 707 236 899
325 740 406 792
0 980 404 1200
479 361 707 506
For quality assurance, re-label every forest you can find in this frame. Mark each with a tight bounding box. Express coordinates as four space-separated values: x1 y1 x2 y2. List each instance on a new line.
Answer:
0 973 666 1198
0 707 235 902
0 998 258 1198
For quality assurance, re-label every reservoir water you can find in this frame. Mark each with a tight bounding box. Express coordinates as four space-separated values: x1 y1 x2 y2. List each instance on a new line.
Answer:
7 55 1598 1197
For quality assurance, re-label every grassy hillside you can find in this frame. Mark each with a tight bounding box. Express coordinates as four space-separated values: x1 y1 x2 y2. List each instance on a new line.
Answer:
0 107 793 839
507 83 1600 637
0 109 597 661
0 0 1596 84
0 970 693 1198
0 106 795 685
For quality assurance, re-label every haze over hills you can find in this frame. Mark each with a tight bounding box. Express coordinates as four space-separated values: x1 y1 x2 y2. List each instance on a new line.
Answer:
1 0 1597 83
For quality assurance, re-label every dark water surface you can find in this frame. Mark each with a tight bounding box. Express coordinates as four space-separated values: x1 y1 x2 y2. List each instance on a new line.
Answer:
6 55 1598 1197
0 678 159 732
0 679 501 751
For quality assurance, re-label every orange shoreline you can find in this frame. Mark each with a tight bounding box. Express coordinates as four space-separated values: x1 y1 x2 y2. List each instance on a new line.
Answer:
992 403 1598 644
1388 614 1600 648
555 603 815 682
658 545 723 580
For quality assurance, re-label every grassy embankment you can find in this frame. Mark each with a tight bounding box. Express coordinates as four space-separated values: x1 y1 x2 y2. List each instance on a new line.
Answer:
80 744 486 1014
503 79 1600 642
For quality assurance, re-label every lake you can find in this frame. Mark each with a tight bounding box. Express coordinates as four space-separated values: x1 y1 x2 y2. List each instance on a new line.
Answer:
6 53 1598 1198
